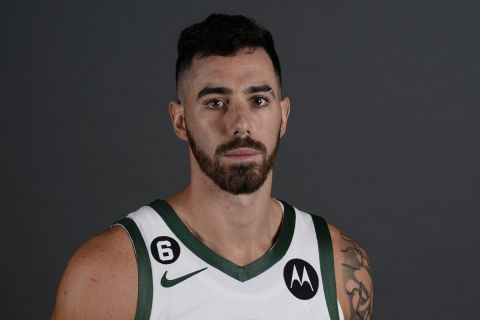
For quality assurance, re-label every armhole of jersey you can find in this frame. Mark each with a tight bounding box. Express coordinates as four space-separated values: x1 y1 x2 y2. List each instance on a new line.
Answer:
113 218 153 320
311 215 340 320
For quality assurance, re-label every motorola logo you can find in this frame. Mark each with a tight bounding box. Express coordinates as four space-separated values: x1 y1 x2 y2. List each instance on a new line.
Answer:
283 259 319 300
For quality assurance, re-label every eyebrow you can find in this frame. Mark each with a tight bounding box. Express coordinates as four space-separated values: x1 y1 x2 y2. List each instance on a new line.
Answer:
244 85 275 98
197 85 275 100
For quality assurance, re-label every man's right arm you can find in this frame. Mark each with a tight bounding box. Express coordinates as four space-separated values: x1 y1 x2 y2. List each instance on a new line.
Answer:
51 226 138 320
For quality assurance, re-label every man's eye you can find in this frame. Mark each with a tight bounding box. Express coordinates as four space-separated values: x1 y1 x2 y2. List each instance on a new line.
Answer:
252 96 269 107
206 99 225 109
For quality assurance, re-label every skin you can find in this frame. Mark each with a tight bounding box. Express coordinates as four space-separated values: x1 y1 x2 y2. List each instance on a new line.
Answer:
166 48 289 265
52 48 373 320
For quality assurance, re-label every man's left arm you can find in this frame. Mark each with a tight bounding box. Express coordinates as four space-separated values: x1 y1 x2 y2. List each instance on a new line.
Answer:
329 224 374 320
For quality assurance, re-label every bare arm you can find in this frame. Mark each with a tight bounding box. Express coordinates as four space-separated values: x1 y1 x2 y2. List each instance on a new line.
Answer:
329 225 374 320
51 226 138 320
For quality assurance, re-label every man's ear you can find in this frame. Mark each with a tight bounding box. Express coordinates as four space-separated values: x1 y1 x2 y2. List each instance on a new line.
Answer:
168 100 188 141
279 97 291 137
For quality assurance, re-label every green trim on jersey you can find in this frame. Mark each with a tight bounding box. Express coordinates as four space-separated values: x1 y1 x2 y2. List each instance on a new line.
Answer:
149 199 295 282
115 218 153 320
311 215 340 320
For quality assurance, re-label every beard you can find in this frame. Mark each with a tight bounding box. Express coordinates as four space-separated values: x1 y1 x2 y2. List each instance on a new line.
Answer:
186 128 280 195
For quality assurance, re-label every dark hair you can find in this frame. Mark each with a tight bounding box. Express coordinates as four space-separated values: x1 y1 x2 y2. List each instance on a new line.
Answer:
176 14 282 89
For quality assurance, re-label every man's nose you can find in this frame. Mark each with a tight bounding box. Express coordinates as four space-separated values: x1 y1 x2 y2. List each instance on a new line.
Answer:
227 103 252 137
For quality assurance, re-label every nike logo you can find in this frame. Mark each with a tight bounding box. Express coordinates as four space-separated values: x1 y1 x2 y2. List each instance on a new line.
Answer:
161 267 208 288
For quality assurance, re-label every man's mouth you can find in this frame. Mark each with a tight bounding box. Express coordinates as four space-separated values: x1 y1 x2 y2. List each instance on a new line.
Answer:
223 148 260 161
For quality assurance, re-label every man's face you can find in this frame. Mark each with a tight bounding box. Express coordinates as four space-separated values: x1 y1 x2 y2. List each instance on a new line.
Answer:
173 48 290 195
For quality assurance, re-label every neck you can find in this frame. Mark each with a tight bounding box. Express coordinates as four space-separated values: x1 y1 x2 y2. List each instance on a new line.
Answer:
165 170 283 266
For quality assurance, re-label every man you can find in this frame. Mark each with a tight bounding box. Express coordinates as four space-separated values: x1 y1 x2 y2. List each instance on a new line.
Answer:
52 14 373 320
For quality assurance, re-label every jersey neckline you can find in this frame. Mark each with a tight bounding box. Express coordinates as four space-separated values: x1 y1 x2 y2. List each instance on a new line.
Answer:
149 199 296 282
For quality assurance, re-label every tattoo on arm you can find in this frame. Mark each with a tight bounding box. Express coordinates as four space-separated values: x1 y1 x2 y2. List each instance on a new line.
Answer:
340 232 373 320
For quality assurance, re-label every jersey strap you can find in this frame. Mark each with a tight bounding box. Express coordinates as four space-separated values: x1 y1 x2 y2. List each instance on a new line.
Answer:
113 218 153 320
311 215 340 320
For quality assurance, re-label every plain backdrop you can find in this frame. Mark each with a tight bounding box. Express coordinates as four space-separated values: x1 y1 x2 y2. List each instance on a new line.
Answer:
1 0 479 319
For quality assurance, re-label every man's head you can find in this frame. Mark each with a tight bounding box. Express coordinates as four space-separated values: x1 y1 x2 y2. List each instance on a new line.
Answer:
169 14 290 195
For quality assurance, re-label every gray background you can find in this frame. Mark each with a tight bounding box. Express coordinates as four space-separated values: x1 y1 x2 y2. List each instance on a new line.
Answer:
1 0 479 319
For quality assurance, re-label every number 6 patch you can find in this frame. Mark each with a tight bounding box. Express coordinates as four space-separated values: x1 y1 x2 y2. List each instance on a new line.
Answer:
150 236 180 264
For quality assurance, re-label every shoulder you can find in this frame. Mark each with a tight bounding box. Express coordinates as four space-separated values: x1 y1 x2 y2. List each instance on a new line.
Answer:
52 225 137 320
328 224 374 320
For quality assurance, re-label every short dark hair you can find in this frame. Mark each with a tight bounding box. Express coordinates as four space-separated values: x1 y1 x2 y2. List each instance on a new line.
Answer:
176 14 282 91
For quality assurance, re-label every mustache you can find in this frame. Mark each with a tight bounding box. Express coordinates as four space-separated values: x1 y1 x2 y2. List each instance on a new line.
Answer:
215 136 267 156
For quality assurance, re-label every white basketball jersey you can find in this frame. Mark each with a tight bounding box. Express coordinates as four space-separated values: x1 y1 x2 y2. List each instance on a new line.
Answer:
114 199 344 320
